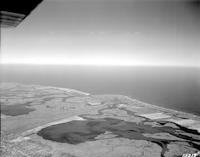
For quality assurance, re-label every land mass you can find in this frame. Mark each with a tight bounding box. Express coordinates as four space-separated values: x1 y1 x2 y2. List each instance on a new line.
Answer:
1 82 200 157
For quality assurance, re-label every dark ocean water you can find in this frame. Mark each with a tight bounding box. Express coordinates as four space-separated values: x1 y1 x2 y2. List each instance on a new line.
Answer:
1 65 200 116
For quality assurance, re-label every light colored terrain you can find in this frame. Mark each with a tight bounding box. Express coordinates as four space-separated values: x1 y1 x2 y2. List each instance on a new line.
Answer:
1 82 200 157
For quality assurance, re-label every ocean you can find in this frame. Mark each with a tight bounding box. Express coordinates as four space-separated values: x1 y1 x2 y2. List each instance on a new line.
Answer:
1 65 200 116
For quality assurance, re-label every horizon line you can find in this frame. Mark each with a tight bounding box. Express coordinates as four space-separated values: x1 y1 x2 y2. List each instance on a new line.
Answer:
1 62 199 68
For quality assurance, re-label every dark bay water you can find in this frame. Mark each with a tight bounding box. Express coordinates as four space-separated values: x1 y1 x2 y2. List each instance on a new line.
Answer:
1 65 200 115
37 117 200 155
1 104 35 116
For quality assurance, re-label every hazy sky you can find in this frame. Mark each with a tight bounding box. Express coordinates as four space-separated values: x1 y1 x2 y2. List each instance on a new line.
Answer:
1 0 200 66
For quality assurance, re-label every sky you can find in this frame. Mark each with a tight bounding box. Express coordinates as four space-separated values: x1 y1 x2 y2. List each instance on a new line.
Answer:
1 0 200 66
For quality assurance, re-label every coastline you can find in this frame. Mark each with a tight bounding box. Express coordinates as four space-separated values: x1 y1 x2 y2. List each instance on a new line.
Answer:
1 81 199 118
1 82 200 157
1 82 200 133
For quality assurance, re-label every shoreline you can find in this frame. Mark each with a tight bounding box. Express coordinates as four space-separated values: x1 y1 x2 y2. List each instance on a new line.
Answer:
1 82 199 118
127 95 200 119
